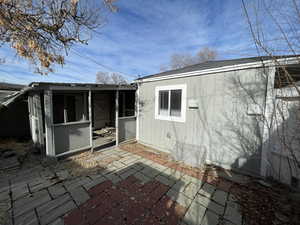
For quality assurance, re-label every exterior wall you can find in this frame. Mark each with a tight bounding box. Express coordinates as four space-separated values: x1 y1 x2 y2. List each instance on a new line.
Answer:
118 116 136 143
138 68 270 175
28 93 45 150
265 86 300 185
0 98 30 138
53 122 91 154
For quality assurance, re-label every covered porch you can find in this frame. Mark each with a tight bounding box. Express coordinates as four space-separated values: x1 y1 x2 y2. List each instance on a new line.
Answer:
27 82 137 157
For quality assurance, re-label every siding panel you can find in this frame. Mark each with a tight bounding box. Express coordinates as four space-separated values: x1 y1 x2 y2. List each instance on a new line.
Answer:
138 68 269 175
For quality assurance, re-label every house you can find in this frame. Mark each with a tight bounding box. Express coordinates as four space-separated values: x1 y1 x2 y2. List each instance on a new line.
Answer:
135 55 300 187
2 55 300 187
2 82 137 156
0 82 30 138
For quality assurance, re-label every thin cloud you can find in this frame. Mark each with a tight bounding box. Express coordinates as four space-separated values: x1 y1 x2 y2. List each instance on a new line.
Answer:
0 0 259 84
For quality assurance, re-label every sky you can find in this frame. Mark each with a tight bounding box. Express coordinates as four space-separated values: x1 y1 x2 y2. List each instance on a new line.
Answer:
0 0 260 85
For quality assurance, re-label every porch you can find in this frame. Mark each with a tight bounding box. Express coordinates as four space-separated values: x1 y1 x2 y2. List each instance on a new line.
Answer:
27 83 137 157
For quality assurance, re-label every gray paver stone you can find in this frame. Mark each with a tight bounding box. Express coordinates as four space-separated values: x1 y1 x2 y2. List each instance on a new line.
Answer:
39 200 76 225
201 210 219 225
133 172 151 184
56 170 70 180
195 194 224 215
104 173 121 184
155 175 176 187
140 167 160 178
119 168 137 179
198 183 215 198
69 186 90 206
167 189 192 208
14 210 39 225
171 180 190 193
11 185 29 201
49 184 66 199
14 190 51 217
183 201 206 225
224 201 242 225
183 182 202 199
64 177 91 191
83 177 107 190
49 217 64 225
212 190 228 206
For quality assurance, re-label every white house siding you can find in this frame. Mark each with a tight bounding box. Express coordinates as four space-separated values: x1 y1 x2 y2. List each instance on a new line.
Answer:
138 68 271 176
265 86 300 185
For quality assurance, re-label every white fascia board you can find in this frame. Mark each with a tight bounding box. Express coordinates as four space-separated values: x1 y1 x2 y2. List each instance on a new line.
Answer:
135 57 300 83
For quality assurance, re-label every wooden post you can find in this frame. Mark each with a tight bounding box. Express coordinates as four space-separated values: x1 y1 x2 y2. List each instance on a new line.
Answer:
44 90 55 156
89 90 93 152
115 90 119 146
136 84 139 141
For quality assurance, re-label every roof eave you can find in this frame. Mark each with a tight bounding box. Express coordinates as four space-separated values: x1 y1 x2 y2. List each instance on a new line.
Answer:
135 56 300 83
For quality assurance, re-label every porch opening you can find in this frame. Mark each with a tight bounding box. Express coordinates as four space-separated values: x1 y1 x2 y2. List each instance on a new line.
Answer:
92 91 116 149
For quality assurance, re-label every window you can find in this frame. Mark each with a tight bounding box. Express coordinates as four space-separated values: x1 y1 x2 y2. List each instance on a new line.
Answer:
155 84 186 122
53 93 88 124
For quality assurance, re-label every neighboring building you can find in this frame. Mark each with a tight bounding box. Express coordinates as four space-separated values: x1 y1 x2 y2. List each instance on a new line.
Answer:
0 82 30 138
135 56 300 187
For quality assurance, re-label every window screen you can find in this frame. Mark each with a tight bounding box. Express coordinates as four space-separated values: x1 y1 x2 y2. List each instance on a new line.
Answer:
66 96 76 122
159 90 169 116
53 93 87 124
53 95 64 124
170 89 182 117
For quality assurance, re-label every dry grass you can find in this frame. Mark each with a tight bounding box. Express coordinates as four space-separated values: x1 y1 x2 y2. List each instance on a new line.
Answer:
0 138 32 156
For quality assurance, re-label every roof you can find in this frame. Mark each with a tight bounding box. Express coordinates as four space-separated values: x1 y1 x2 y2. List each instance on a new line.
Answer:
0 82 136 108
0 82 25 91
0 83 27 105
29 82 136 90
137 55 300 81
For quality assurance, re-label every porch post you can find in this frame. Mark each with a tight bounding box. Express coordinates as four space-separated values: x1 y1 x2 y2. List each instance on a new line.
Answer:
89 90 93 152
44 90 55 156
115 90 119 146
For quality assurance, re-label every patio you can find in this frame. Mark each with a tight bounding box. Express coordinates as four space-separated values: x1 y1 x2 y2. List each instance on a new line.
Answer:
0 142 297 225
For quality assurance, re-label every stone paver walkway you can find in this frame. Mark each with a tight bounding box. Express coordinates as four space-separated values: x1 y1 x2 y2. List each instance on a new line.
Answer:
0 144 246 225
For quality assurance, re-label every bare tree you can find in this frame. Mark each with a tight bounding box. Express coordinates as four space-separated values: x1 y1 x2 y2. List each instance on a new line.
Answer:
161 47 217 71
242 0 300 183
96 71 111 84
96 71 127 84
111 72 127 84
197 47 218 62
0 0 117 74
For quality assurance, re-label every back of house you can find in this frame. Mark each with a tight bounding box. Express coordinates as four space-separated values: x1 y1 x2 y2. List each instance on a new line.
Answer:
136 55 300 187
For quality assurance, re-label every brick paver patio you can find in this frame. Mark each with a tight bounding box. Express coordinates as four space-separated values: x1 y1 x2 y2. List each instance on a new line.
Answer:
0 143 252 225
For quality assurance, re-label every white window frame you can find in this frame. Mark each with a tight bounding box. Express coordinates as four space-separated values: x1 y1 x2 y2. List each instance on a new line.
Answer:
155 84 187 122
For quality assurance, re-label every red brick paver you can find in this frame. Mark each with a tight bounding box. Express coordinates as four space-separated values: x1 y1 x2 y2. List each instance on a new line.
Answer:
64 176 187 225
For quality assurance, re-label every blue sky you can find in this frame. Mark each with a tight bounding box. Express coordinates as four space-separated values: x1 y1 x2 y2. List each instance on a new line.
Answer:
0 0 259 84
